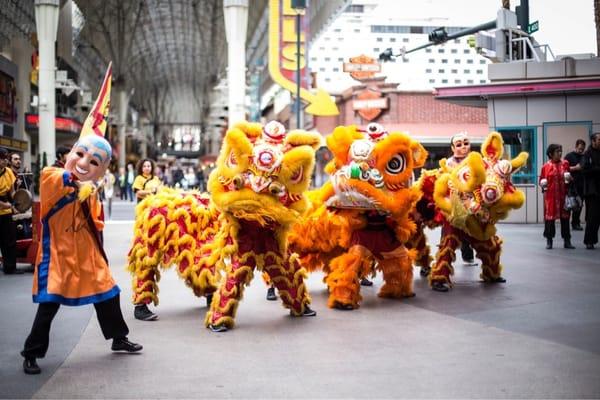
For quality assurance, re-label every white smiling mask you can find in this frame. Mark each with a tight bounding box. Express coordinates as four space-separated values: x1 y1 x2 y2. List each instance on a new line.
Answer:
64 135 112 182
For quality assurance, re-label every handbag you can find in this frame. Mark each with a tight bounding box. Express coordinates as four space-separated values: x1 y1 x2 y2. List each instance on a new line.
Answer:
564 187 582 211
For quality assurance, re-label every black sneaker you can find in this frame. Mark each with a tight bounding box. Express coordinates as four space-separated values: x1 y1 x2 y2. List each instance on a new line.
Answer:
431 281 449 292
419 266 431 277
291 305 317 317
360 278 373 286
23 358 41 375
111 337 143 352
134 304 158 321
208 324 228 332
572 225 583 231
266 287 277 301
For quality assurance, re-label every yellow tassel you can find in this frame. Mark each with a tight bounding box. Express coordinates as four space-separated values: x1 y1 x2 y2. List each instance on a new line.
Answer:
78 183 95 201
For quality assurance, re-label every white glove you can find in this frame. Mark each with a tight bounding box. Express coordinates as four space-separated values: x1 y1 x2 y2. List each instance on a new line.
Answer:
540 178 548 187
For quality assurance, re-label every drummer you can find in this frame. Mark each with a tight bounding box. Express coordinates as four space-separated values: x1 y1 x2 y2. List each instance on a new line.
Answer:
10 152 30 191
0 147 22 274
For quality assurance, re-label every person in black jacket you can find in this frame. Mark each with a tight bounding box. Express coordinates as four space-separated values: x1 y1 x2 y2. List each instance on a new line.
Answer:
564 139 586 230
582 133 600 249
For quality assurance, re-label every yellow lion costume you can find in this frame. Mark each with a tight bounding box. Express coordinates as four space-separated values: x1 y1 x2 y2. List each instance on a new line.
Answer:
289 123 427 309
127 121 321 331
428 132 528 292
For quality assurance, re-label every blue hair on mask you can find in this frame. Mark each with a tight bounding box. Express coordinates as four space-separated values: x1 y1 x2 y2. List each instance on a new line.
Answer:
75 135 112 160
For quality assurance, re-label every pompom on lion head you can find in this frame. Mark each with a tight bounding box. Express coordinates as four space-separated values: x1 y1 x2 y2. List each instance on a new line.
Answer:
434 131 529 240
323 123 428 218
208 120 321 227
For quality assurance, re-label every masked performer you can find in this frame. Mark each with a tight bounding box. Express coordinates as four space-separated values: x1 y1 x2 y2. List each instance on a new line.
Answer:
21 64 142 375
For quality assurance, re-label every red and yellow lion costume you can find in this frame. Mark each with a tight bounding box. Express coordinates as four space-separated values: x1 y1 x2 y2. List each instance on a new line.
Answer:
290 124 427 309
427 132 529 291
127 121 321 331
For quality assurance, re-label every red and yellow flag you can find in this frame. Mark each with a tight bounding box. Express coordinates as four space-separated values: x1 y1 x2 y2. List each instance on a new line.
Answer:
80 62 112 139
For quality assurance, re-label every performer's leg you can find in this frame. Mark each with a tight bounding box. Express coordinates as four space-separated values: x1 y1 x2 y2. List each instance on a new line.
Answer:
561 217 575 248
263 253 313 315
429 226 460 291
205 254 256 331
460 241 475 263
378 245 415 299
406 222 432 277
21 302 60 360
470 235 504 283
262 271 277 301
94 294 129 340
128 234 161 321
325 245 372 309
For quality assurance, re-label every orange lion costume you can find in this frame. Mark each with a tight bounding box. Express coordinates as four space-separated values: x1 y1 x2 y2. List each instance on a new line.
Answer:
290 123 427 309
428 132 528 292
127 121 321 331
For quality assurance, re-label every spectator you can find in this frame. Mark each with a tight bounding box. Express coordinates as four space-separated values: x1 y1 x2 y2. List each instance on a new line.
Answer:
52 146 70 168
118 167 127 200
102 169 116 219
582 133 600 249
132 158 162 203
10 153 29 190
564 139 586 230
539 144 574 249
0 147 22 274
126 163 135 202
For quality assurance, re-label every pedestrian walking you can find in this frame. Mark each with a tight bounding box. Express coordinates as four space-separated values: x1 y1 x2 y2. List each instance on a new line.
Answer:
582 133 600 249
564 139 586 230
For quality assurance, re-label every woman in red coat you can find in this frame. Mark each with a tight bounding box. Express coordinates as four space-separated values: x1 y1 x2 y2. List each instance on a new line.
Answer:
540 144 574 249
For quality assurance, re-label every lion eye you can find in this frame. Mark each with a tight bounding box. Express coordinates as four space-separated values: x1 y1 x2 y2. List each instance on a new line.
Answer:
458 166 471 183
386 154 405 174
226 152 237 168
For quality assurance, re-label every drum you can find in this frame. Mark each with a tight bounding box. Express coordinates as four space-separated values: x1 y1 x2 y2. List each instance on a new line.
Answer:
13 188 33 213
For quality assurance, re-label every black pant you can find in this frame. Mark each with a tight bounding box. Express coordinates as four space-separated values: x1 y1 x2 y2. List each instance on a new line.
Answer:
460 241 474 261
21 294 129 359
544 218 571 240
584 197 600 245
572 207 582 228
0 213 17 272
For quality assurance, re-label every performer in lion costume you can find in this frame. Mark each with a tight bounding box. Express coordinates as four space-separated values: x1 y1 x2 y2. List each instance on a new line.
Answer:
127 121 320 331
428 132 528 292
289 123 427 310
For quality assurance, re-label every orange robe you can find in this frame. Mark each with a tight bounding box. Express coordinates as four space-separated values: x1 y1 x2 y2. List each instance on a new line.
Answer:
32 167 120 305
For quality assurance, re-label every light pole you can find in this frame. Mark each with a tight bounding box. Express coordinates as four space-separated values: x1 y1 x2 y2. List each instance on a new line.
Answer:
34 0 59 166
292 0 306 129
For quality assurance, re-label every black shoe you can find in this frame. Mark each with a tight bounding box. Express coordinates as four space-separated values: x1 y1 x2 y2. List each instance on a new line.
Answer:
266 287 277 301
431 281 449 292
291 305 317 317
334 302 355 311
206 293 213 307
134 304 158 321
564 239 575 249
490 276 506 283
586 244 595 250
463 259 477 266
360 278 373 286
208 324 228 332
23 358 41 375
4 269 24 275
419 266 431 277
111 337 143 352
546 239 553 249
572 225 583 231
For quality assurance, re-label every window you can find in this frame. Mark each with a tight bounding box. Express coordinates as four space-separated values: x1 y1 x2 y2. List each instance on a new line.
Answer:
480 60 486 64
497 128 536 184
454 79 461 83
338 57 344 62
376 37 383 42
311 57 317 62
441 59 448 64
467 79 474 84
451 49 458 53
325 37 331 41
425 68 432 73
467 59 474 64
429 79 435 83
332 47 339 51
426 48 432 53
476 69 483 74
333 67 339 72
338 37 344 41
334 28 341 33
438 69 445 73
319 47 325 50
390 37 396 42
374 48 380 52
451 69 457 73
454 39 461 44
454 59 461 64
354 29 360 33
325 77 331 82
403 38 409 43
438 48 445 53
319 67 325 72
464 49 470 54
346 4 364 13
442 79 448 83
410 26 423 34
428 59 435 63
480 80 486 83
464 69 470 73
324 57 331 61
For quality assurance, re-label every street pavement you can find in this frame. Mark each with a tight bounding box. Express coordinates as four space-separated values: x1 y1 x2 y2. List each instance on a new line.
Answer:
1 199 600 398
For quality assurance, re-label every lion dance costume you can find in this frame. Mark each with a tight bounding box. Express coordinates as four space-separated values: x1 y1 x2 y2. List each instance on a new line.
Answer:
428 132 528 291
290 123 427 309
128 121 321 331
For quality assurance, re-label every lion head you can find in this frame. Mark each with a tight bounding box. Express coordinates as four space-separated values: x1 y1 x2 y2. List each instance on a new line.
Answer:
321 123 427 218
433 131 529 240
207 121 321 228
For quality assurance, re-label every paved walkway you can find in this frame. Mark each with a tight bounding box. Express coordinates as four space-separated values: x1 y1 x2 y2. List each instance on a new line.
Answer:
1 206 600 398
